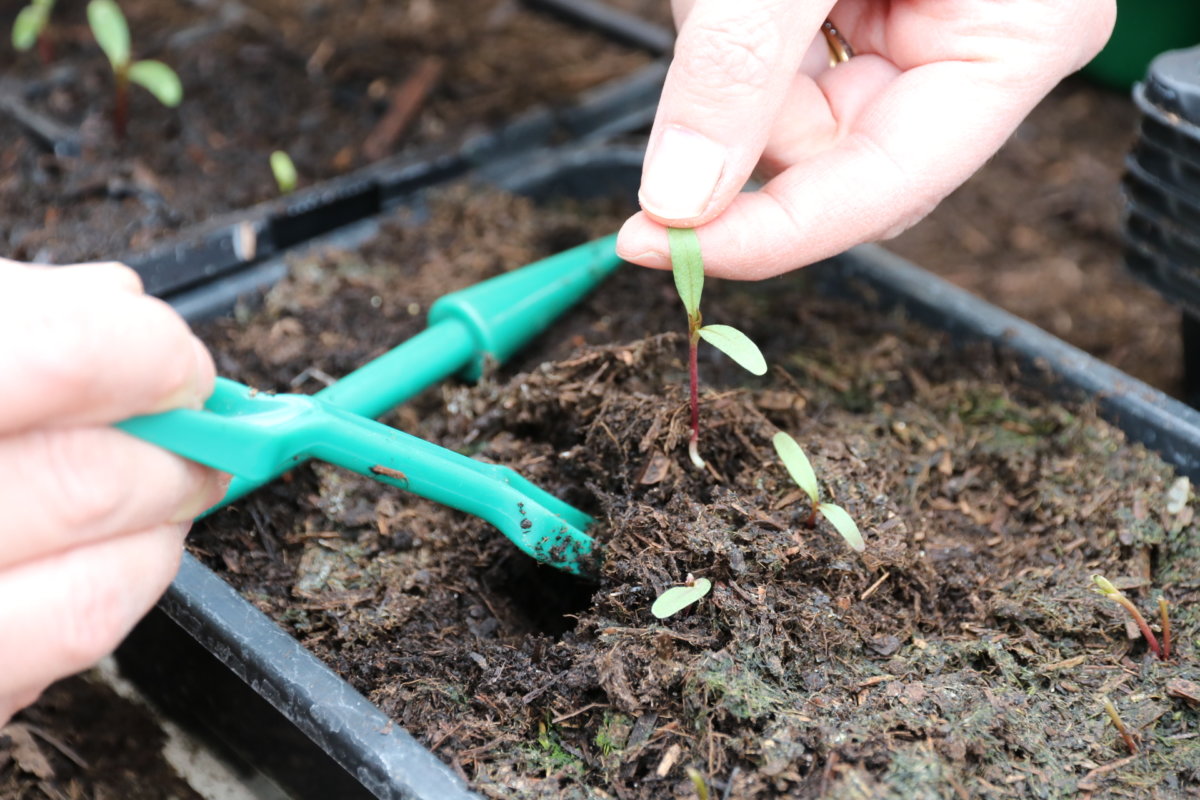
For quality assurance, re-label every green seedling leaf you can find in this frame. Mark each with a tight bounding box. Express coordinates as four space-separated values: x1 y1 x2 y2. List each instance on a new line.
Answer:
87 0 129 68
1092 575 1120 597
127 59 181 107
772 431 818 503
270 150 298 194
651 577 711 619
698 324 767 376
12 4 48 50
668 227 703 318
819 502 864 552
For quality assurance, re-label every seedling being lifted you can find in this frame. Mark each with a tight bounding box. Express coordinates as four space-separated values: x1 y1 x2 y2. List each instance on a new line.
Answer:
87 0 182 138
773 431 864 552
11 0 56 63
668 227 766 469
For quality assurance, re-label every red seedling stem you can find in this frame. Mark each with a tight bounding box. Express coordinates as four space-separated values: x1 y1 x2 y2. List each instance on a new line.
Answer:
37 31 53 64
688 333 700 445
1114 594 1162 660
113 67 129 139
1159 598 1172 661
685 313 704 468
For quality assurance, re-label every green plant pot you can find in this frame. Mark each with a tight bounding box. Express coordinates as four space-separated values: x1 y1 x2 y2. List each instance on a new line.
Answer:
1083 0 1200 90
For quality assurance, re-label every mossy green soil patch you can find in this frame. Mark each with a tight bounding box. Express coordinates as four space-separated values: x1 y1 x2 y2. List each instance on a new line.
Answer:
192 185 1200 799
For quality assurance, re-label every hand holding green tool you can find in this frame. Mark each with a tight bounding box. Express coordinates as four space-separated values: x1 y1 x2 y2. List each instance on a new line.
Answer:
119 235 621 576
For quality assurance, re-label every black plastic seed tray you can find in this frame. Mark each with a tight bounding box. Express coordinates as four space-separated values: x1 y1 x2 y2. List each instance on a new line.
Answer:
124 60 666 312
114 142 1200 800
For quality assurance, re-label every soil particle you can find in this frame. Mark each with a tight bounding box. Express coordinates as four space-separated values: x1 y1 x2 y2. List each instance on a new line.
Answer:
191 183 1200 798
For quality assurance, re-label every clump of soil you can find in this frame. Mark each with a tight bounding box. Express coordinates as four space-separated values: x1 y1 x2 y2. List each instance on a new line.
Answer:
191 184 1200 798
0 0 651 262
0 674 202 800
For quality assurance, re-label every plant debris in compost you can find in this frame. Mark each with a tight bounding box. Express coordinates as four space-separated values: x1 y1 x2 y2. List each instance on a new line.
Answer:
191 184 1200 799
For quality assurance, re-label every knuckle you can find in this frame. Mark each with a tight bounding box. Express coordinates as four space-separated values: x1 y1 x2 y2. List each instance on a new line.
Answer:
33 429 128 531
680 14 782 94
17 303 107 399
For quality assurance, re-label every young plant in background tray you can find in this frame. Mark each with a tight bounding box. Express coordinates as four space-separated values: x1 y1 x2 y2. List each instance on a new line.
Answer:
270 150 298 194
12 0 56 63
669 227 767 469
87 0 182 139
773 431 865 552
651 574 711 619
1091 575 1168 660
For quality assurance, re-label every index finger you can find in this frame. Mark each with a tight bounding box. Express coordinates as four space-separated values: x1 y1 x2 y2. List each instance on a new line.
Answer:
0 263 214 432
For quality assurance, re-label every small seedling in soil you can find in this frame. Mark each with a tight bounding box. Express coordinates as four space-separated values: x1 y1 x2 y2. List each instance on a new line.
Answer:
773 431 864 552
12 0 56 63
270 150 298 194
1102 697 1139 755
685 766 710 800
668 227 767 469
1091 575 1165 660
87 0 182 139
1159 597 1173 661
651 575 711 619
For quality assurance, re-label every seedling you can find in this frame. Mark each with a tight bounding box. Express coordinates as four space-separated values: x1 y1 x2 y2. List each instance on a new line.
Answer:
270 150 298 194
772 431 864 552
12 0 55 63
87 0 182 138
668 227 766 469
685 767 710 800
651 575 711 619
1091 575 1164 660
1101 697 1139 755
1159 597 1173 661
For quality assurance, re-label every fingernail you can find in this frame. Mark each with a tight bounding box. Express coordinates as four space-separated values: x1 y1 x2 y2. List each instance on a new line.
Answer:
169 468 229 524
619 250 670 269
152 337 214 413
639 125 726 220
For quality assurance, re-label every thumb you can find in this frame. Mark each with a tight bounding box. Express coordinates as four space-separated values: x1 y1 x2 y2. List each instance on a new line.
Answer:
639 0 831 226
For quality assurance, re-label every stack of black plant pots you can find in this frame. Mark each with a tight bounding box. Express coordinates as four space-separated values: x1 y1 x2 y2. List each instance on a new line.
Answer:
1122 45 1200 403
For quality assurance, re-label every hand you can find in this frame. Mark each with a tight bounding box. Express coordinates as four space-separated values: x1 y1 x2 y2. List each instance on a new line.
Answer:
0 259 225 725
617 0 1116 278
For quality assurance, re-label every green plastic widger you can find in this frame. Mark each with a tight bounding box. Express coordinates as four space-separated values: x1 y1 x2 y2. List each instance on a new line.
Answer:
118 235 621 575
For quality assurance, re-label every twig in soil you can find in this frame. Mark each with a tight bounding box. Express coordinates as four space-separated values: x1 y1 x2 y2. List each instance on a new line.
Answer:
1159 597 1172 661
1077 753 1139 792
1092 576 1163 660
362 56 444 162
1102 697 1139 755
859 571 891 601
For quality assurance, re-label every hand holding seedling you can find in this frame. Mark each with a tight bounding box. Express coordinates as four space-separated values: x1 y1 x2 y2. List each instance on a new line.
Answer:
668 227 766 468
616 0 1115 278
87 0 182 138
0 259 225 726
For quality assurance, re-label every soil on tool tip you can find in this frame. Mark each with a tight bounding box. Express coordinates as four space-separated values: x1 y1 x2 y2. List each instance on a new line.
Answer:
189 183 1200 799
0 0 651 263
